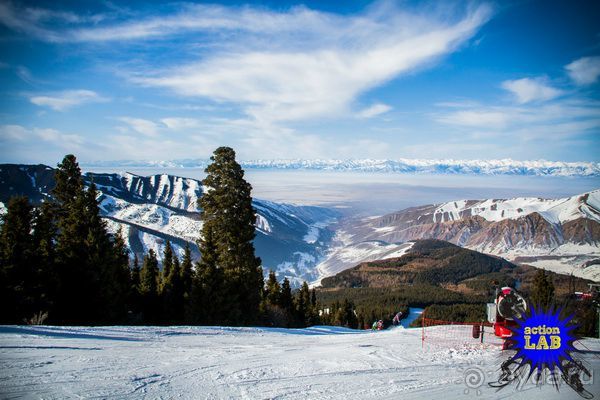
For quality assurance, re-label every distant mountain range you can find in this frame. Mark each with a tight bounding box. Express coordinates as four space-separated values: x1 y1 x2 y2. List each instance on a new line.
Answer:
0 164 339 286
82 158 600 177
1 163 598 284
329 190 600 281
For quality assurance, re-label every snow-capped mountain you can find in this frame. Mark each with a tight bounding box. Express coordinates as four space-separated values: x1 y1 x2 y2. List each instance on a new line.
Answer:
0 164 339 286
82 158 600 177
332 190 600 281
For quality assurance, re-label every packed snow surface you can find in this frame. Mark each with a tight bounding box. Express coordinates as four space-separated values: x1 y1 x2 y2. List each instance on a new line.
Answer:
1 325 598 399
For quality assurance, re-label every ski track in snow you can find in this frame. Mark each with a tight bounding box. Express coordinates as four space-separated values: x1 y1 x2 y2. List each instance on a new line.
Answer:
1 325 598 399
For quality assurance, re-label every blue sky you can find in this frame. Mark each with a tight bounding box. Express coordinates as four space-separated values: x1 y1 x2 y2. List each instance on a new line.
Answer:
0 0 599 164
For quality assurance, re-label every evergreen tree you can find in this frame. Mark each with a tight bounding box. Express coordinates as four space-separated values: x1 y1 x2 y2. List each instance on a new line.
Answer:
53 154 84 207
105 228 131 322
161 241 174 293
280 278 294 314
180 243 193 304
295 282 311 327
162 252 184 324
82 182 116 322
140 249 160 323
130 254 141 316
189 228 224 324
198 147 263 325
53 156 107 323
0 196 35 323
531 269 555 308
265 271 281 306
31 200 58 319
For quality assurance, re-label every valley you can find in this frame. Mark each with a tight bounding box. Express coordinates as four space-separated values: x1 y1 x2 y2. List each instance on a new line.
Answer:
1 163 599 285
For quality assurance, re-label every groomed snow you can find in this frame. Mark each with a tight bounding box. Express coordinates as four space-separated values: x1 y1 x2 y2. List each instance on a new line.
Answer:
1 325 598 399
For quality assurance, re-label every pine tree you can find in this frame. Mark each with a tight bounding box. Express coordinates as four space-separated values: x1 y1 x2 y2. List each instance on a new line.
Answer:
265 271 281 306
130 254 141 317
31 200 58 319
295 282 311 327
0 196 35 323
105 228 131 322
198 147 263 325
140 249 160 323
161 241 174 293
53 154 84 207
53 156 107 323
82 182 116 322
163 255 184 324
180 243 193 304
531 269 555 308
280 278 293 310
189 228 224 324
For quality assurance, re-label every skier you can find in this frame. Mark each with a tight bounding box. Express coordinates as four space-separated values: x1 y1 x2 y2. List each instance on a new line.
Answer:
392 311 403 326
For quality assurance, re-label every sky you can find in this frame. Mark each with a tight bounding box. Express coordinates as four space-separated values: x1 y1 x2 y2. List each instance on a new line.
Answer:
0 0 599 165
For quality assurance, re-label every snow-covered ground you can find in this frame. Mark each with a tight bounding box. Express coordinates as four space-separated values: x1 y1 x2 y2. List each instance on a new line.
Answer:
1 325 598 399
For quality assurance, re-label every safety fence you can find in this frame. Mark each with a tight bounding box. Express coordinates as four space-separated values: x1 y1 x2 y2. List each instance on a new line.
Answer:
421 311 504 349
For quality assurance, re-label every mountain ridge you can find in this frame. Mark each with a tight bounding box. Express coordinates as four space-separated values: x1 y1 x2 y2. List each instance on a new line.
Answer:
80 158 600 177
328 190 600 281
0 164 339 286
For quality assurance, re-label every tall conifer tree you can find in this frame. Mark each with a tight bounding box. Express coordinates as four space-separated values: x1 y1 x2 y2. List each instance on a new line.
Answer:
180 243 193 303
140 249 160 323
198 147 263 325
0 196 34 323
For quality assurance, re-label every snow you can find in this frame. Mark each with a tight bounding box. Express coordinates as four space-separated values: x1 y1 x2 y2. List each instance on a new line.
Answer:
256 214 272 233
313 241 414 285
432 189 600 225
84 158 600 177
303 219 334 244
1 325 598 399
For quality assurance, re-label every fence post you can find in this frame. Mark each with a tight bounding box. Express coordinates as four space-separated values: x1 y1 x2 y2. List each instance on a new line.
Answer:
480 321 484 343
421 308 425 348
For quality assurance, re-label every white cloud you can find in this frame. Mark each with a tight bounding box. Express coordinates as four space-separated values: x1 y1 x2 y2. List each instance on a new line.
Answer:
130 3 492 123
117 117 161 137
501 77 562 104
160 117 201 130
30 89 108 111
34 127 84 145
356 103 392 119
437 109 511 128
565 56 600 86
435 95 600 143
0 124 28 141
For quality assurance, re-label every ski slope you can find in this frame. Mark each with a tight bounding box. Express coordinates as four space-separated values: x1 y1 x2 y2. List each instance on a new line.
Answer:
1 325 598 399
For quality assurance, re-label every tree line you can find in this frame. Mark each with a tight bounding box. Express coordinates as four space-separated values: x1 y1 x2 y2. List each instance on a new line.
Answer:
0 148 324 327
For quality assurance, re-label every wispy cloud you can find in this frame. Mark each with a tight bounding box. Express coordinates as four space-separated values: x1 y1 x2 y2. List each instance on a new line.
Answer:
34 127 84 145
160 117 202 130
129 3 492 123
565 56 600 86
29 89 108 111
435 97 600 145
501 77 562 104
117 117 161 137
356 103 392 119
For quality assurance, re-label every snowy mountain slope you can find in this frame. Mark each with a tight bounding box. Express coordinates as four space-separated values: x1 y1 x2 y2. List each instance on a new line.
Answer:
334 190 600 281
83 158 600 177
313 240 414 286
1 325 598 399
0 164 339 286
